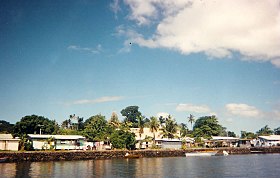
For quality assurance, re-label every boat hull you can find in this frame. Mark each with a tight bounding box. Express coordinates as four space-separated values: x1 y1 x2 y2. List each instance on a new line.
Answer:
185 152 217 157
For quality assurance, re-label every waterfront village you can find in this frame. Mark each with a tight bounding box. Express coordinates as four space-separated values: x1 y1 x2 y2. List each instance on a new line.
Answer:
1 106 280 152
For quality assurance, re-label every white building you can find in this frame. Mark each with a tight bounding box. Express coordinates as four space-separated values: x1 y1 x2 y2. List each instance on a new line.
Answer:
130 128 186 149
28 134 86 150
258 135 280 146
0 134 20 151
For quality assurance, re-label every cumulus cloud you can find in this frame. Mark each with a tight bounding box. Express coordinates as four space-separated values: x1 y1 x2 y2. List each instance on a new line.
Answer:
176 103 211 113
68 96 124 105
67 44 102 54
225 103 262 117
121 0 280 67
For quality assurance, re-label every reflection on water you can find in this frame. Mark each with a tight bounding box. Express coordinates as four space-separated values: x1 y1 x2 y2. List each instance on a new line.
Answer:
1 154 280 178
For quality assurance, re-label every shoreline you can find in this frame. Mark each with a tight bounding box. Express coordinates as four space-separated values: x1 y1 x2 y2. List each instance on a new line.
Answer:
1 147 280 163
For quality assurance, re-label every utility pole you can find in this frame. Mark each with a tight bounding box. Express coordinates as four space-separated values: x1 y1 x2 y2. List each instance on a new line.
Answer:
38 124 44 135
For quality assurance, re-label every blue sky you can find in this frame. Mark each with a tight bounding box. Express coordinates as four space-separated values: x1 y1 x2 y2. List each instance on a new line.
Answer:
1 0 280 135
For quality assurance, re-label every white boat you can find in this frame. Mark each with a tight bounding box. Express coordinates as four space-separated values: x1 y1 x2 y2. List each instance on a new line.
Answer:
185 151 218 157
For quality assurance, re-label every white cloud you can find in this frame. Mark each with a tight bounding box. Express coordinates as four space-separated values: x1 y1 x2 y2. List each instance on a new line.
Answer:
110 0 121 19
225 103 262 118
68 96 124 105
176 103 211 113
122 0 280 67
156 112 170 118
67 44 102 54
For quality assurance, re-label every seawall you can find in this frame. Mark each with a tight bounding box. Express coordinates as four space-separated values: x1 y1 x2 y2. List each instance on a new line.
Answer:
1 147 280 163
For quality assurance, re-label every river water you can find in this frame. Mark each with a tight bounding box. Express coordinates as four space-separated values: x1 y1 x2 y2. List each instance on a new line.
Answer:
1 154 279 178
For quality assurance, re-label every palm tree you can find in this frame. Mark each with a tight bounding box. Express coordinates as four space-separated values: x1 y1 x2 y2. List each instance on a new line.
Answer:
149 116 160 145
161 115 178 139
137 115 145 149
179 123 188 138
188 114 195 130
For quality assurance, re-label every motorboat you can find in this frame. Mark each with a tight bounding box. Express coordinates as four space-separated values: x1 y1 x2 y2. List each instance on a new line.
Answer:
185 151 218 157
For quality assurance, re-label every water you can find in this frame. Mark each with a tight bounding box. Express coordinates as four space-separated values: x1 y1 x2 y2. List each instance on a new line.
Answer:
1 154 280 178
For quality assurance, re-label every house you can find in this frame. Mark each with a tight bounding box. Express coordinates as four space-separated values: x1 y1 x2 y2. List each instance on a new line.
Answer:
0 134 20 151
28 134 86 150
258 135 280 147
130 128 186 149
158 138 182 149
205 136 239 148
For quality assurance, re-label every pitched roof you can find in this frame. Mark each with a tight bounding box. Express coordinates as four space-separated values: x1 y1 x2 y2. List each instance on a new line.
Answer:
258 135 280 141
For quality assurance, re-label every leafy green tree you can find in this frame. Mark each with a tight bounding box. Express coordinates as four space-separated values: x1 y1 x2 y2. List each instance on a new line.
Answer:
179 123 188 138
160 115 178 139
256 125 273 136
241 131 257 139
187 114 195 130
83 114 110 141
110 130 136 150
192 115 224 139
149 116 160 144
13 115 58 137
121 106 142 127
227 131 236 137
274 127 280 135
0 120 14 133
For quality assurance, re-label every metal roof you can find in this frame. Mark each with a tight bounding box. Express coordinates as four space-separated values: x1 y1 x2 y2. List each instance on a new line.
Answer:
28 134 85 140
258 135 280 141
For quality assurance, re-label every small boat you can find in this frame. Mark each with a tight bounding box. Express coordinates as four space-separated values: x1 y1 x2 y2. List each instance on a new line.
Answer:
124 153 140 158
185 151 218 157
215 150 229 156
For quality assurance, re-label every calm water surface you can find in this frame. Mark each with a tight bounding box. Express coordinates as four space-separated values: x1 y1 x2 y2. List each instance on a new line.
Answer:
0 154 279 178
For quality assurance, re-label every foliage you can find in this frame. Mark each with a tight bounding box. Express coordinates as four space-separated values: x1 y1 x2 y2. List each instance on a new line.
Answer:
82 114 110 141
110 130 136 150
241 131 257 139
0 120 14 133
274 127 280 135
160 115 178 139
179 123 188 138
13 115 58 137
187 114 195 130
256 125 273 136
149 116 160 144
121 106 142 127
227 131 236 137
192 115 224 139
108 112 120 129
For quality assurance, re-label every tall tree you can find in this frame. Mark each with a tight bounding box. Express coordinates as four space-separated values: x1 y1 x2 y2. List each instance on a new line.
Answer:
149 116 160 145
121 106 142 127
188 114 195 130
83 114 110 141
137 115 145 149
160 115 178 139
179 123 188 138
110 130 136 150
13 115 58 137
256 125 273 136
192 115 224 139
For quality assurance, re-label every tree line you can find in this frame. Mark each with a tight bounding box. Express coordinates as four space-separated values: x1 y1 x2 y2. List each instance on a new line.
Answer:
1 105 279 150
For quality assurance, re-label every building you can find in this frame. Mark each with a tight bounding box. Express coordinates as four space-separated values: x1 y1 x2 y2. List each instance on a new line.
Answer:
205 136 239 148
28 134 86 150
159 138 182 149
258 135 280 147
130 128 185 149
0 134 20 151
